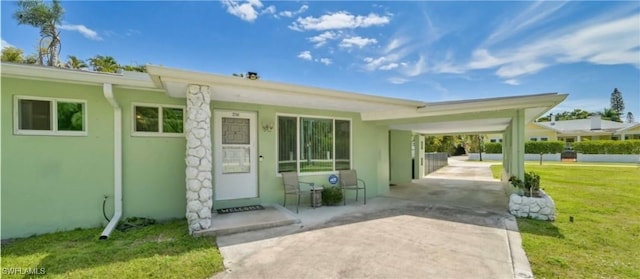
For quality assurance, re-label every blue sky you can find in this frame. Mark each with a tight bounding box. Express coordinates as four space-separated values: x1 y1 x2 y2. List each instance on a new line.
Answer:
2 1 639 120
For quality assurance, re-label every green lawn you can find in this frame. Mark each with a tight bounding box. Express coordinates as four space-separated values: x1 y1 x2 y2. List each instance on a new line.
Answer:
1 219 224 279
490 164 640 278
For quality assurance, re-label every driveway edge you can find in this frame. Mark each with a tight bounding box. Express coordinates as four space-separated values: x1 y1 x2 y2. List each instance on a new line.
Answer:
505 215 534 278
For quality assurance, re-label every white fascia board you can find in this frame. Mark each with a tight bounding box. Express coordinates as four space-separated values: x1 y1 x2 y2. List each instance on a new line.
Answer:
362 93 568 121
615 123 640 134
1 62 158 89
146 65 425 108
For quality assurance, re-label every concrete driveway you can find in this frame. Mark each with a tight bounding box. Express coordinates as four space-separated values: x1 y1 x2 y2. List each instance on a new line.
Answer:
213 157 532 279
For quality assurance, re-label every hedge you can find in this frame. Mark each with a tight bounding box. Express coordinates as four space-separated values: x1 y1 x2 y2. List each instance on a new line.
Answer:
525 141 565 154
572 140 640 154
483 141 565 154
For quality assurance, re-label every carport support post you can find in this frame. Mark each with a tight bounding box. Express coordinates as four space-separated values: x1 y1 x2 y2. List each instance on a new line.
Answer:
509 109 525 180
413 134 425 178
185 84 213 234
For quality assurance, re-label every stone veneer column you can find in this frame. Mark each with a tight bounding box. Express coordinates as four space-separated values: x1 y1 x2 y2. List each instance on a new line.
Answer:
185 84 213 233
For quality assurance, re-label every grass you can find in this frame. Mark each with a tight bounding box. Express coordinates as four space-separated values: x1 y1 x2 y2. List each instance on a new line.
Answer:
1 219 224 279
490 163 640 278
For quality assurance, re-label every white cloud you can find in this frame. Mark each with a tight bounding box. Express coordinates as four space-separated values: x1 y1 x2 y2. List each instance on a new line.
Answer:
262 5 276 15
222 0 264 22
297 50 313 60
1 39 14 49
388 77 409 84
401 55 428 77
379 63 399 70
289 11 390 31
339 36 378 49
317 58 332 65
463 12 640 80
58 24 102 40
279 4 308 18
308 31 338 48
503 79 520 86
484 1 568 47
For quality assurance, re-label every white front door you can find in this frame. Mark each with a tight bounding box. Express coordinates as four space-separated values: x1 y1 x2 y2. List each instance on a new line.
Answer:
214 110 258 200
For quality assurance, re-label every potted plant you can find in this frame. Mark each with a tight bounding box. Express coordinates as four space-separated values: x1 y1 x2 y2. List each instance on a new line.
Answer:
321 186 343 206
508 171 555 221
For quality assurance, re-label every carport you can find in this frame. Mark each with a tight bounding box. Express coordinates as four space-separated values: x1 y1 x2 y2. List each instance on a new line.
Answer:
369 93 568 189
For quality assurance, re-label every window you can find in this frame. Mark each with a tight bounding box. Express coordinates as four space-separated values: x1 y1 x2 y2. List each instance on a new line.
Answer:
14 96 86 136
529 138 538 141
133 104 184 136
277 115 351 173
540 137 548 141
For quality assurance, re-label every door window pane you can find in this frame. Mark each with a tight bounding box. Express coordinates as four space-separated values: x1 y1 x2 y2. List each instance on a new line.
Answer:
222 118 250 144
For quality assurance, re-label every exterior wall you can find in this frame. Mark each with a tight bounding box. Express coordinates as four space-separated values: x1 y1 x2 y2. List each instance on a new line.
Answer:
210 101 389 208
577 154 640 163
389 130 412 185
469 153 561 161
115 88 187 221
487 123 558 142
1 77 114 239
525 123 557 141
2 77 391 239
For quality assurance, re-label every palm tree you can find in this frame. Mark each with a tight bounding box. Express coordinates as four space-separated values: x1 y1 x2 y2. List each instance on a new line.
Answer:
65 55 87 69
14 0 64 67
89 55 119 73
599 108 622 123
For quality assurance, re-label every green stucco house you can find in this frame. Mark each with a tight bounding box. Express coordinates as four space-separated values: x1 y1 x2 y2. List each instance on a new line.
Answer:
1 62 567 239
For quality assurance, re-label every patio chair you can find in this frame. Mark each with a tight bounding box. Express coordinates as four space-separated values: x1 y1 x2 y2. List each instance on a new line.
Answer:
339 170 366 205
281 172 314 213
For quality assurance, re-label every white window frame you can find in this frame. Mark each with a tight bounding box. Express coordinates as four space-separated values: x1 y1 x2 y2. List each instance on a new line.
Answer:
275 113 352 176
131 103 186 137
13 95 88 136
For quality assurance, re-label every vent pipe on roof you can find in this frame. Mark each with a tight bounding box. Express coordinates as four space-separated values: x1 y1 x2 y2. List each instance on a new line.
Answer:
100 83 123 240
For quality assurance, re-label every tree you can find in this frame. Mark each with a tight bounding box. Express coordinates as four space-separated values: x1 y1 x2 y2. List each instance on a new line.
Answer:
65 55 87 69
599 107 622 122
121 64 147 73
537 109 591 122
14 0 65 67
89 55 119 73
628 112 635 123
1 46 24 63
610 88 625 116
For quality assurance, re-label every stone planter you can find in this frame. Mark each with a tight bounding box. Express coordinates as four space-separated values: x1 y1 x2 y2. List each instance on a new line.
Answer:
509 190 555 221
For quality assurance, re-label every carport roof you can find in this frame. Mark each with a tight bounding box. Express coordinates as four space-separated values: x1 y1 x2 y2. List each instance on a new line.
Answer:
145 65 567 134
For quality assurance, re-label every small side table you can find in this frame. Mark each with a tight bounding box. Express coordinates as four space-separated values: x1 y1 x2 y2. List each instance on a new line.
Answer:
310 184 324 208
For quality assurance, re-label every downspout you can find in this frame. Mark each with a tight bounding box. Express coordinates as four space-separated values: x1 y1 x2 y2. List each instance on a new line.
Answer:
100 83 122 240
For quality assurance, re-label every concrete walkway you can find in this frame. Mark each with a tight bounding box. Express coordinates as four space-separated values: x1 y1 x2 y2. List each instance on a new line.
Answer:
212 157 532 279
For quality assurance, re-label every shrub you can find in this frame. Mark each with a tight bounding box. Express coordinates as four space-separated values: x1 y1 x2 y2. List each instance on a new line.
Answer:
483 141 565 154
510 171 541 197
322 186 343 205
572 140 640 154
525 141 564 154
484 142 502 153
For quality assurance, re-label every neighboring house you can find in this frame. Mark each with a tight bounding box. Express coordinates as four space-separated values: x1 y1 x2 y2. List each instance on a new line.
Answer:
487 115 640 147
1 63 567 239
